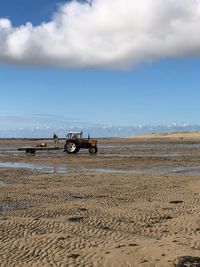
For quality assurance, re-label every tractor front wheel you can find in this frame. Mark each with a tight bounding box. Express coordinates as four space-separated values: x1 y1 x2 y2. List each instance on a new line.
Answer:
89 147 98 154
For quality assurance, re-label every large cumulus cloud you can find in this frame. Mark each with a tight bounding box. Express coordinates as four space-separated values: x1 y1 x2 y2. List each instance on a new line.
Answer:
0 0 200 69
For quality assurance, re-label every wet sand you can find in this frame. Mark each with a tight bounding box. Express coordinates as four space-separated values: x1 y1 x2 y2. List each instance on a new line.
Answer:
0 138 200 266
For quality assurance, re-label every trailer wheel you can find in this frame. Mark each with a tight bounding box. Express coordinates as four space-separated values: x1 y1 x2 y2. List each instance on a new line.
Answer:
65 142 80 153
26 148 35 154
89 147 98 154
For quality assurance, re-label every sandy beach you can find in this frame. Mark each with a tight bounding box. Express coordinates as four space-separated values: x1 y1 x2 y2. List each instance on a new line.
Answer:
0 137 200 266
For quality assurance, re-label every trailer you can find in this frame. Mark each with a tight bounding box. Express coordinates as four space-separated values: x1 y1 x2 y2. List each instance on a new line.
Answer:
18 147 61 154
18 131 98 154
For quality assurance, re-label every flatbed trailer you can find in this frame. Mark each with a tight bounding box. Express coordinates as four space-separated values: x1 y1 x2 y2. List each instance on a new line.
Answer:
18 147 61 154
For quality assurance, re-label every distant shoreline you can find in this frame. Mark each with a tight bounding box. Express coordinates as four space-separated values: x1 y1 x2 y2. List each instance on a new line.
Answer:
1 132 200 140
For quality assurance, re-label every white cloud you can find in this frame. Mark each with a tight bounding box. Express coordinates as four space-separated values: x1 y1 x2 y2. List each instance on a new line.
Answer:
0 0 200 69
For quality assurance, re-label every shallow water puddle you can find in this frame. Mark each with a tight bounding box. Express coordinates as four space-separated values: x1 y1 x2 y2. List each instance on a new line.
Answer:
64 194 91 201
0 161 200 175
0 162 68 173
0 162 154 174
98 153 186 158
170 166 200 175
0 203 13 211
0 162 137 174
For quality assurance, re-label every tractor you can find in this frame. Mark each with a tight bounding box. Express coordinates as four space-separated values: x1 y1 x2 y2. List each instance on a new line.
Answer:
64 131 98 154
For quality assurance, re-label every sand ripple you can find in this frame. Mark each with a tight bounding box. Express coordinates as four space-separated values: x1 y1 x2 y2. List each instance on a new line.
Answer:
0 167 200 266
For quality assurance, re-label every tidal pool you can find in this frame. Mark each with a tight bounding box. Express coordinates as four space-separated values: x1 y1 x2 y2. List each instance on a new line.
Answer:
0 203 13 211
1 161 200 175
0 181 6 186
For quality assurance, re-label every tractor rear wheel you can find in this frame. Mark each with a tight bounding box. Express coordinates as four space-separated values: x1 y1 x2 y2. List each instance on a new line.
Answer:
65 142 80 153
89 147 98 154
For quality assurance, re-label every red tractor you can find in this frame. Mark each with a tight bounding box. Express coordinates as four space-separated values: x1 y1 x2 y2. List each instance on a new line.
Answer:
64 131 98 154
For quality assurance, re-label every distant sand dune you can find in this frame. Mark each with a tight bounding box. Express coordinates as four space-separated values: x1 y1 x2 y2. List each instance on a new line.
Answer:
131 132 200 139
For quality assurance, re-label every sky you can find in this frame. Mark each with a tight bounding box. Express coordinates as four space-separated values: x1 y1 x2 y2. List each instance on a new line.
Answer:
0 0 200 136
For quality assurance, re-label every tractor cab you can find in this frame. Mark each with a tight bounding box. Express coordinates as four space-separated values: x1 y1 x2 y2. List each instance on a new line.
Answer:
66 131 83 139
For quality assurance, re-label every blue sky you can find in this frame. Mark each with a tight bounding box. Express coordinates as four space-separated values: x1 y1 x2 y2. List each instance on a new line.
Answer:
0 0 200 135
